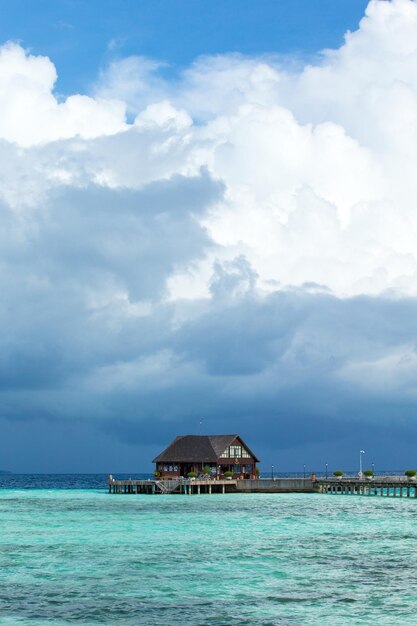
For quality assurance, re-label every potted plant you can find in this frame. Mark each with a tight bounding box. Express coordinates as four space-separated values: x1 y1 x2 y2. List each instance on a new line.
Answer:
364 470 374 480
333 470 344 478
153 469 161 479
405 469 417 481
202 465 211 476
224 471 233 480
255 467 260 478
187 471 196 480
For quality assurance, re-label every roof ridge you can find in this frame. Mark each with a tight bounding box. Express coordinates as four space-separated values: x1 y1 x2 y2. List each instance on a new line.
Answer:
172 434 238 439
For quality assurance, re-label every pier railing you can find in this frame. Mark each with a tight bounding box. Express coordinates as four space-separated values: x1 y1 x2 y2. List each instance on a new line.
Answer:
314 475 417 498
261 470 408 479
318 475 413 483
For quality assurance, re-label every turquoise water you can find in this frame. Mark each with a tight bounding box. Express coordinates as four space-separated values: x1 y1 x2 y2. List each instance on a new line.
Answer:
1 490 417 625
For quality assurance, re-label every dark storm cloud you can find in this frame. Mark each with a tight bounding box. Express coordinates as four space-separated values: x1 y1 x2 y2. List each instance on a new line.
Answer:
2 262 417 470
0 170 221 395
85 281 417 470
0 161 417 471
2 191 417 453
34 170 220 298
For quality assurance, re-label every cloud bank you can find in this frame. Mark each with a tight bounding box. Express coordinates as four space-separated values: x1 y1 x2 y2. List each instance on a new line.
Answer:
1 0 417 471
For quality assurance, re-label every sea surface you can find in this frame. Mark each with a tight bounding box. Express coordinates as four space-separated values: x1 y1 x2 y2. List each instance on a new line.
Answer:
1 476 417 625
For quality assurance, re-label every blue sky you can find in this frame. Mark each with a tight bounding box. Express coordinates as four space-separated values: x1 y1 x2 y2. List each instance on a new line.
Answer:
0 0 368 94
1 0 417 474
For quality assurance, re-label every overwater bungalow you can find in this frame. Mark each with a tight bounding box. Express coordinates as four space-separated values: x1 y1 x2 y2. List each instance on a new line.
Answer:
153 434 260 480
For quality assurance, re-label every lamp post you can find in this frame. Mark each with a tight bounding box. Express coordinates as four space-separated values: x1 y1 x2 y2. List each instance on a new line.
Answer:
372 461 375 476
359 450 365 478
325 463 328 479
303 464 306 479
271 465 274 480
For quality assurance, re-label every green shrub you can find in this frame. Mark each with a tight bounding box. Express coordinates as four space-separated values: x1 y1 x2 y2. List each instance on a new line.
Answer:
405 469 416 477
333 470 343 477
187 471 196 478
255 467 260 477
202 465 211 475
153 469 160 478
364 470 374 477
224 471 233 477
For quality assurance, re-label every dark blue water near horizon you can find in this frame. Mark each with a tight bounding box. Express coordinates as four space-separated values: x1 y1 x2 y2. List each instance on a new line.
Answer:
0 473 153 489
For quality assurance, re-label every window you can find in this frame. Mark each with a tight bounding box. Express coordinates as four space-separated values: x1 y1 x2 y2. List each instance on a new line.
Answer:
220 444 252 458
220 444 252 459
230 445 242 457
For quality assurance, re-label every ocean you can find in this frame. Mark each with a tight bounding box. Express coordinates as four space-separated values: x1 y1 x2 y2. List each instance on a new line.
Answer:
1 475 417 625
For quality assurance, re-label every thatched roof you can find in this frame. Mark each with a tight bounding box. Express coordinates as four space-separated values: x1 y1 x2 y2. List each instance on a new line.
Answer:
153 434 260 463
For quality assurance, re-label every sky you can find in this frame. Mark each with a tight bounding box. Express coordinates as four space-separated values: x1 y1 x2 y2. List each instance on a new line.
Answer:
1 0 417 473
0 0 368 95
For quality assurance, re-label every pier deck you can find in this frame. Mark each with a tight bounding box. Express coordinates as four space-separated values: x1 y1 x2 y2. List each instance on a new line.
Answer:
315 477 417 497
109 478 237 494
108 476 314 494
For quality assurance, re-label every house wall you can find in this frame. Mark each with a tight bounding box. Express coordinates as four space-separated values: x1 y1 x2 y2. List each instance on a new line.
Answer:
217 437 257 478
236 478 314 493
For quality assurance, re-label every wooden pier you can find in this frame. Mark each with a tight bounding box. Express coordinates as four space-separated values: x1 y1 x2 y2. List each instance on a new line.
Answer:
314 477 417 497
108 477 237 495
109 475 417 497
108 476 313 494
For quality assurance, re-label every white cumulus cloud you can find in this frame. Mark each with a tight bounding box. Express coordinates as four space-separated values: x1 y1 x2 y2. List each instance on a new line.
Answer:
0 42 126 146
86 0 417 298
